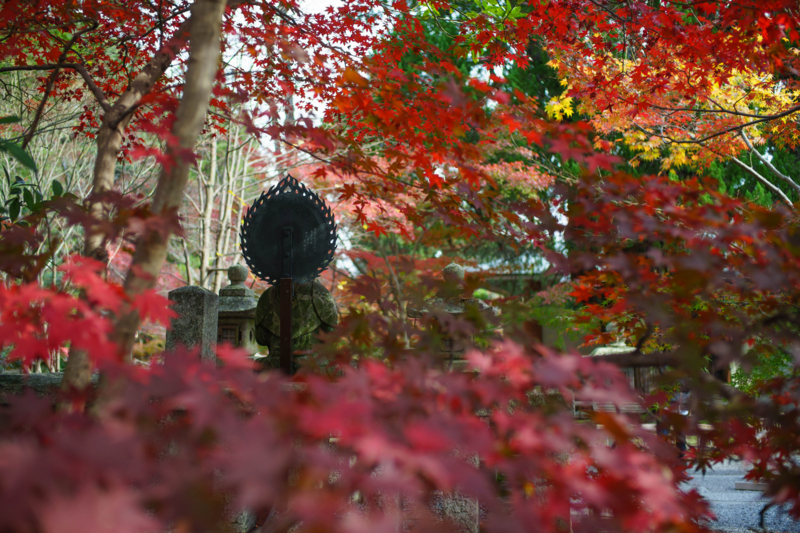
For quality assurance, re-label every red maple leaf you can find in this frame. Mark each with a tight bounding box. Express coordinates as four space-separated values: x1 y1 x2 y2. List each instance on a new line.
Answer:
130 290 176 326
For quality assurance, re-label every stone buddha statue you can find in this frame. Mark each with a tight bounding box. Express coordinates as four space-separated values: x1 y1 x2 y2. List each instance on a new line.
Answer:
407 262 499 369
254 279 338 371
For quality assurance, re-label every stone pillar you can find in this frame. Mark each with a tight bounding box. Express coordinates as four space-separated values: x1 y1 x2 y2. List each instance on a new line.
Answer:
165 286 219 362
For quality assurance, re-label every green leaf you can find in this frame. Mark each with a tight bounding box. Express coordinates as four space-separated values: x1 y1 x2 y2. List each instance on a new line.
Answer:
23 188 34 210
0 116 20 125
0 141 37 172
8 198 20 221
51 180 63 197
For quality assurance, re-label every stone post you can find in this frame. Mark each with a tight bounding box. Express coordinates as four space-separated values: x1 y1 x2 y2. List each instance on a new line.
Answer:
165 286 219 362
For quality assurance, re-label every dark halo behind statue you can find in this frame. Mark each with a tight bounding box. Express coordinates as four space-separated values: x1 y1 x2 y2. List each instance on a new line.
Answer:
240 175 339 373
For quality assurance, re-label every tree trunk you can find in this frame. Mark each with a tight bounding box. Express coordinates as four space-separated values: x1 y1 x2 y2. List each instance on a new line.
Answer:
62 17 194 396
85 54 179 261
113 0 228 357
200 136 218 288
81 0 243 262
60 0 243 392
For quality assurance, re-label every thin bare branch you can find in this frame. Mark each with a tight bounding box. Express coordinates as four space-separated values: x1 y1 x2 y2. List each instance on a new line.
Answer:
730 156 794 209
740 128 800 196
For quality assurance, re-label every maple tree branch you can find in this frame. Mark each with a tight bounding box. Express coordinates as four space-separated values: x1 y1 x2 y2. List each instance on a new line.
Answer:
279 137 420 190
376 240 405 320
647 103 792 119
21 85 55 148
585 0 632 24
428 13 458 39
20 21 98 149
102 0 246 132
694 137 794 208
739 128 800 196
0 63 111 113
675 68 755 120
112 6 192 49
634 104 800 147
278 137 336 164
262 3 356 60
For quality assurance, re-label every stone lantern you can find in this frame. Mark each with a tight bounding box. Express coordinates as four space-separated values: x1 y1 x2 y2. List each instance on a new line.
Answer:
217 265 259 354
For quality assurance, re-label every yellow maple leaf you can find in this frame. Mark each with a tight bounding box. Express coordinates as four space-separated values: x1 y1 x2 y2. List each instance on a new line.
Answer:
546 95 573 121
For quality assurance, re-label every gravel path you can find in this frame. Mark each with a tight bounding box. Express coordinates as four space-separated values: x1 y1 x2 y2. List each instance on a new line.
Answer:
681 460 800 532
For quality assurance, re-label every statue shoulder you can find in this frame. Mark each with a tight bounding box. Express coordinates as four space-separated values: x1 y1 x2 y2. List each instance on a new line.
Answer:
311 280 339 327
256 285 278 312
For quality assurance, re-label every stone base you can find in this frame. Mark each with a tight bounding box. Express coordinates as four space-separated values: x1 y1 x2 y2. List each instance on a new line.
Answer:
0 372 99 402
0 372 65 398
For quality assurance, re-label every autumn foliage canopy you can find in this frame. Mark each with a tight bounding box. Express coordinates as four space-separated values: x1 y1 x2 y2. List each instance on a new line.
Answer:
1 0 800 532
